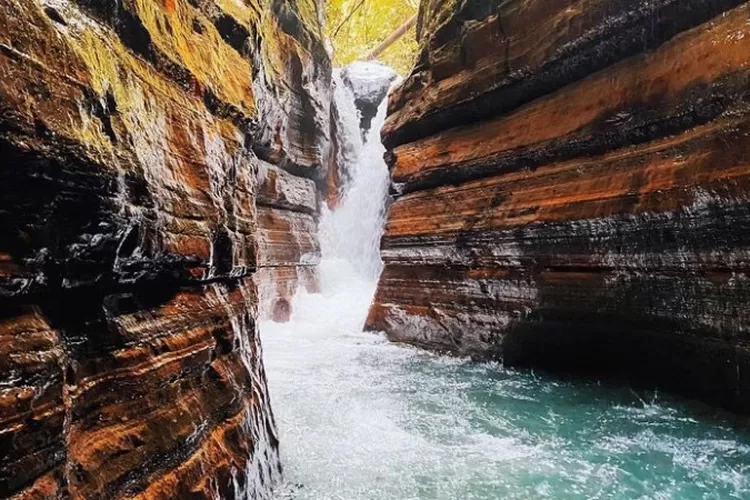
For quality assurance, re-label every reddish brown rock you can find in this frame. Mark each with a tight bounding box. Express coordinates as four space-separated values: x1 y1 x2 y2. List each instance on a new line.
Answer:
251 156 320 320
366 0 750 412
0 0 328 497
254 267 319 323
249 3 330 320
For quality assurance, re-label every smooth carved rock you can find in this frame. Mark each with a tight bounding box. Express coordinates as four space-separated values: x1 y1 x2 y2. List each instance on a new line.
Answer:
254 267 318 323
253 159 321 322
256 207 321 268
256 159 318 215
249 0 329 321
0 0 328 497
366 0 750 412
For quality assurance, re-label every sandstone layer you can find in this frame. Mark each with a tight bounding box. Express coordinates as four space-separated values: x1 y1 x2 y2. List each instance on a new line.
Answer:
366 0 750 412
0 0 328 497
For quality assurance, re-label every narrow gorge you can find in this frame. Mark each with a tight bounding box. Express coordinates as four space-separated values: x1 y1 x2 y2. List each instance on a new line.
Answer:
2 0 750 499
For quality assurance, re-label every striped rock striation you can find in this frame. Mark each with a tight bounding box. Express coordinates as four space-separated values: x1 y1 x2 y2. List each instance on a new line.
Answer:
366 0 750 412
0 0 328 498
252 0 330 322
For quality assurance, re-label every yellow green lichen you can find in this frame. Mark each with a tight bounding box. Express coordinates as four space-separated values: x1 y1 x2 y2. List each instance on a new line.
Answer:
133 0 255 115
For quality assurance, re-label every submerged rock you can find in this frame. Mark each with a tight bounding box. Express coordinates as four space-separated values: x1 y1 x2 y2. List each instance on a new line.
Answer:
0 0 328 497
366 0 750 412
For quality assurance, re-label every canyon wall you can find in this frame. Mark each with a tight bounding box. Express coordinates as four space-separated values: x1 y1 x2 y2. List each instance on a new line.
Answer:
0 0 328 497
252 0 330 322
366 0 750 412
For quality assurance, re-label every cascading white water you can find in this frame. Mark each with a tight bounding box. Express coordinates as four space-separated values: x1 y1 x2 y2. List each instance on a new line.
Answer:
262 63 750 500
293 62 395 333
319 63 393 284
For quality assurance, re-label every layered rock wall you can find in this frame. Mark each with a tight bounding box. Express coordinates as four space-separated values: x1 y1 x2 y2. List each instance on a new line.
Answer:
0 0 328 497
252 0 330 322
367 0 750 411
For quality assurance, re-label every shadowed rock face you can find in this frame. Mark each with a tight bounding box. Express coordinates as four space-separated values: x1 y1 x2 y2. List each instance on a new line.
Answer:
366 0 750 412
0 0 328 497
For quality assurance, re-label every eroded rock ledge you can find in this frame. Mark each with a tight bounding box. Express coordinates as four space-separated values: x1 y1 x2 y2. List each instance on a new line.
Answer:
366 0 750 412
0 0 329 497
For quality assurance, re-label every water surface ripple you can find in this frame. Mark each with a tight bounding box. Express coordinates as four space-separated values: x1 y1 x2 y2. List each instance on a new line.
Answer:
263 282 750 500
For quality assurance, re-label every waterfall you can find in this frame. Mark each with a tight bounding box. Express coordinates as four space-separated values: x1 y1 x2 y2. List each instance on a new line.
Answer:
260 61 399 497
324 63 396 277
294 62 397 330
321 66 389 280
